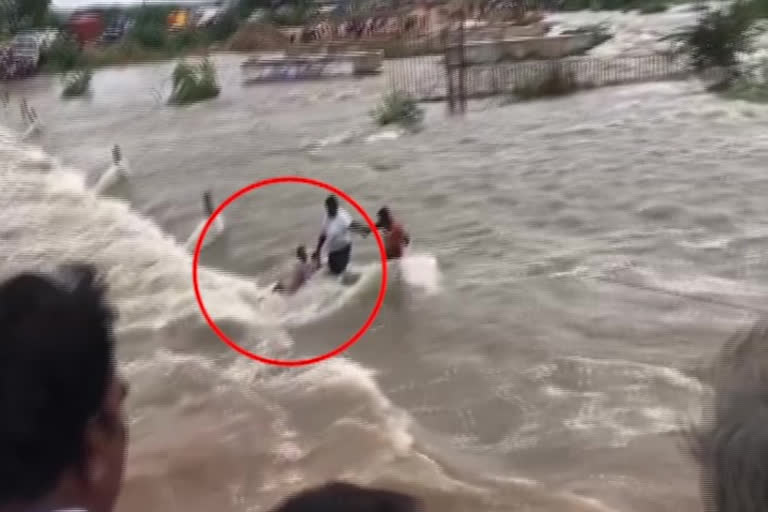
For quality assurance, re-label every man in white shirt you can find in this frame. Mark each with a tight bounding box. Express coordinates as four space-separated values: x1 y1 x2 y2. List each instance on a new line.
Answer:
312 194 370 276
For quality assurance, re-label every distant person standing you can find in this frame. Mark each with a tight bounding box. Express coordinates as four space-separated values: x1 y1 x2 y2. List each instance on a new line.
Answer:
0 264 129 512
375 207 410 260
312 194 369 276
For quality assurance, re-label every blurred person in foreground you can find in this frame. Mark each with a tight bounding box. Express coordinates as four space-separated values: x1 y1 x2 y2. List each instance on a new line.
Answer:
0 264 128 512
270 482 422 512
687 319 768 512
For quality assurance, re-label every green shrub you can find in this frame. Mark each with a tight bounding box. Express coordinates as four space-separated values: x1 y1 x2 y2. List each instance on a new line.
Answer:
207 10 240 42
38 10 65 29
268 3 317 26
371 91 424 129
723 79 768 102
131 22 167 49
81 41 161 67
168 57 221 105
61 68 92 97
722 54 768 102
638 1 668 13
559 0 675 11
43 36 82 72
673 1 758 75
130 5 174 26
237 0 271 19
510 62 581 100
168 29 208 52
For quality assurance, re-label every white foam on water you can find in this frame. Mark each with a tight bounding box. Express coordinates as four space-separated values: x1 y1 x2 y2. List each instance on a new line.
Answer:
545 2 736 58
397 252 442 294
304 129 358 150
366 129 404 143
264 261 383 326
525 356 704 448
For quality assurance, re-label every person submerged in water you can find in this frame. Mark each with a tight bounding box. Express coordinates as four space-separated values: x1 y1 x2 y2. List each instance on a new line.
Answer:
313 194 370 276
273 245 320 294
375 207 410 260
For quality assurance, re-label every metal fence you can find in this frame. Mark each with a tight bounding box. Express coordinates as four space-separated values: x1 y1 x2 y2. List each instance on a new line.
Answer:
389 53 691 102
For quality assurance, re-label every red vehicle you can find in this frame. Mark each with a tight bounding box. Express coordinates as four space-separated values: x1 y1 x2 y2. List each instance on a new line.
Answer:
69 12 105 45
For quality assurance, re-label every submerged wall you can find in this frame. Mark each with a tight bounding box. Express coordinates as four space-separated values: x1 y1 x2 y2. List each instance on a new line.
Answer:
445 34 595 65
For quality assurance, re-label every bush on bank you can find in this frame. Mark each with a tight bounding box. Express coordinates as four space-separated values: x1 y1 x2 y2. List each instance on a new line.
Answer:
671 0 768 101
559 0 676 12
38 4 242 71
43 36 82 72
721 53 768 102
638 1 668 13
674 1 758 76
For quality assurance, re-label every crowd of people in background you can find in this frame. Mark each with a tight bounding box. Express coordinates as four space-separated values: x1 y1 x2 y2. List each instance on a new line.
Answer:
0 260 765 512
297 14 432 43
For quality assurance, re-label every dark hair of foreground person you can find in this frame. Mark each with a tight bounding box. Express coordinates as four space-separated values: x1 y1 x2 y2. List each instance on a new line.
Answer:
686 319 768 512
0 265 128 512
270 482 423 512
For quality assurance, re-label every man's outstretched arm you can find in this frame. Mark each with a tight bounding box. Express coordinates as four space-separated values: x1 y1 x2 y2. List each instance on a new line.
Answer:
349 220 371 236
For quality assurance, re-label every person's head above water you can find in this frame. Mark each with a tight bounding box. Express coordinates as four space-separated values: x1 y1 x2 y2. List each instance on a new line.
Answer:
0 264 128 512
296 245 308 262
377 207 392 228
325 194 339 218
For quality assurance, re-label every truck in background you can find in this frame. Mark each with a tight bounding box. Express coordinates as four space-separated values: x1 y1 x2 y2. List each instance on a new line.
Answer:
69 11 105 45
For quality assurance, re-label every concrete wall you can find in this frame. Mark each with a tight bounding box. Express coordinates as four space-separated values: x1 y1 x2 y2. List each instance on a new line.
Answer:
351 50 385 74
445 34 594 65
244 50 383 75
285 43 388 55
464 22 550 42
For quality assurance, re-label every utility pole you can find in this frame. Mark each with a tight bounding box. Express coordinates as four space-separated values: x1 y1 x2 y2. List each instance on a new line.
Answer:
457 5 466 114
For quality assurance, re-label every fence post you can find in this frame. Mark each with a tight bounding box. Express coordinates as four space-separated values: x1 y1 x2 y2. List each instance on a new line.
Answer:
443 28 456 113
457 9 467 114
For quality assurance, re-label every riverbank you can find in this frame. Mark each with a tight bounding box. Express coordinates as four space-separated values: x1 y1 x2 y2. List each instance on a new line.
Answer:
559 0 706 13
82 42 215 69
30 15 600 75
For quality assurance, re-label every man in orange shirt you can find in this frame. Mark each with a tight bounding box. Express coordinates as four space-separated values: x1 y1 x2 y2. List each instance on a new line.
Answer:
374 207 410 260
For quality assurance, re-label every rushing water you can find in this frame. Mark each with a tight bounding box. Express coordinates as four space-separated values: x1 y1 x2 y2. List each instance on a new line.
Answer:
5 8 768 512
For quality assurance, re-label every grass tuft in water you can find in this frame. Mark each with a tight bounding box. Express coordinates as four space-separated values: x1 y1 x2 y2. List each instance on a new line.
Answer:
61 68 93 98
168 57 221 105
371 91 424 130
